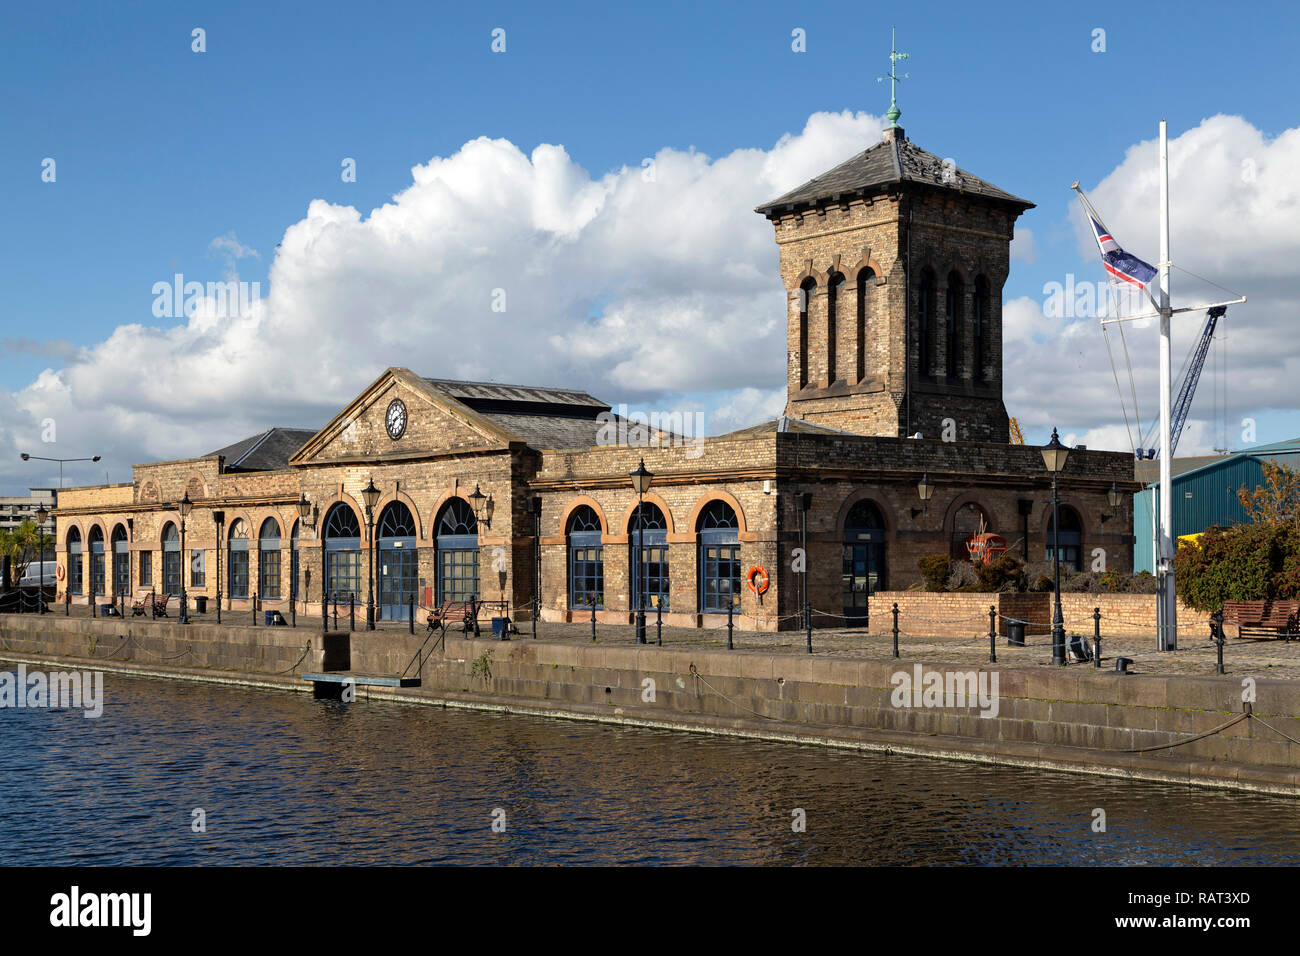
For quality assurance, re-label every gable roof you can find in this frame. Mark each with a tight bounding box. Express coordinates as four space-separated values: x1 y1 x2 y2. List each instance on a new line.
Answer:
755 128 1034 218
208 427 319 472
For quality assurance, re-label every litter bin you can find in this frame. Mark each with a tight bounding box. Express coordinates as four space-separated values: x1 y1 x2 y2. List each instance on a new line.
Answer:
1006 619 1026 646
265 610 286 627
491 616 510 640
194 596 208 614
98 603 117 618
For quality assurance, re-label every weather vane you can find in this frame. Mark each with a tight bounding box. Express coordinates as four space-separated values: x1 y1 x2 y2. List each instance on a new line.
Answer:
876 28 909 129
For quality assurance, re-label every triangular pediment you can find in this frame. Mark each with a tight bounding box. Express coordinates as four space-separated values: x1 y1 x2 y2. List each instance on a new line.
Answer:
289 368 519 466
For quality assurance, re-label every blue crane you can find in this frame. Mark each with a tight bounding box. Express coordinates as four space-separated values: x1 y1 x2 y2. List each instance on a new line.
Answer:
1139 305 1227 459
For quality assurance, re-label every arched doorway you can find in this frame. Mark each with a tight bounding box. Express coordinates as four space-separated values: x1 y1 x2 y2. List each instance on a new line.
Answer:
377 501 417 621
66 527 83 596
323 505 361 604
162 522 182 596
435 498 478 604
88 526 105 597
225 520 248 599
697 501 740 614
843 499 886 623
950 502 992 560
1047 506 1084 573
111 524 129 597
567 505 604 610
629 502 668 613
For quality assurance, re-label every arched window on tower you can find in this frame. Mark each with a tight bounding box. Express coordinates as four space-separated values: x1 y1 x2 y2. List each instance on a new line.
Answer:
973 276 990 384
827 272 844 384
798 278 815 389
917 269 935 378
856 268 874 382
945 271 962 380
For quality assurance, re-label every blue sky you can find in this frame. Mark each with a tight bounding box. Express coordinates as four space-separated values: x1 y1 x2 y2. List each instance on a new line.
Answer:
2 0 1298 492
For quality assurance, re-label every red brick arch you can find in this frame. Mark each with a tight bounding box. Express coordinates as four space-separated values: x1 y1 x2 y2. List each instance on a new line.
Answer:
374 489 426 540
559 495 608 535
686 490 748 534
617 492 676 535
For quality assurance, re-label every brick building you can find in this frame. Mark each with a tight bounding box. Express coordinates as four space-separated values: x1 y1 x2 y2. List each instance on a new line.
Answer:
53 122 1136 630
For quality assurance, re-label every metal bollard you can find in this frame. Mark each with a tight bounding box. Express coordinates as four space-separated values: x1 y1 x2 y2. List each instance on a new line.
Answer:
1093 607 1102 668
1214 610 1225 675
408 595 414 635
321 591 328 634
656 601 662 646
727 602 734 650
291 596 296 628
65 588 70 616
349 593 355 632
333 594 338 631
988 605 997 664
590 601 596 642
252 591 258 626
891 603 899 659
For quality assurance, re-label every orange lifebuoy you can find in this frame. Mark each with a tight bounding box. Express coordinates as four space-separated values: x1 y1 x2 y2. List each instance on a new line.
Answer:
56 564 65 581
747 565 770 595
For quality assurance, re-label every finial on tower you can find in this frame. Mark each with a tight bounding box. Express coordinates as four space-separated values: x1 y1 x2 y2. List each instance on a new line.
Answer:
876 27 909 131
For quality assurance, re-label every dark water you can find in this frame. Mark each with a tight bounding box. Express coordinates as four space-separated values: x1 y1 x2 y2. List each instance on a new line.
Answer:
2 672 1299 865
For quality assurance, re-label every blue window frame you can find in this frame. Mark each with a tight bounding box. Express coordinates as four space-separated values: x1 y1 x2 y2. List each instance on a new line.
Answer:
378 501 418 622
1046 506 1083 573
227 520 249 599
568 505 603 609
436 498 479 604
259 518 281 600
89 526 105 596
162 522 181 596
697 501 740 614
112 524 130 596
323 506 361 603
629 502 669 612
139 550 152 588
67 528 83 595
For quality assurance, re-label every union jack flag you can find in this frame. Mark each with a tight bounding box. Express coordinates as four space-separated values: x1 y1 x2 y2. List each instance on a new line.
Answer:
1090 216 1157 289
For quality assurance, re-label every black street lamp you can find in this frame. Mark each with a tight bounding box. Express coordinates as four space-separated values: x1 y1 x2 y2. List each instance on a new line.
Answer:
1041 427 1071 666
361 479 381 630
468 484 493 529
630 459 654 645
179 492 192 624
1100 481 1123 523
213 511 224 624
912 472 935 519
296 495 312 616
35 504 48 614
19 452 101 488
528 495 542 640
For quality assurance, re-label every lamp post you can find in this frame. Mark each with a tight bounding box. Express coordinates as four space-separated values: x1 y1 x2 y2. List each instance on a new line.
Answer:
296 495 312 615
35 505 48 614
630 459 654 645
529 495 542 639
913 472 935 519
19 453 101 488
213 511 224 624
361 479 381 630
1041 428 1071 667
179 492 192 624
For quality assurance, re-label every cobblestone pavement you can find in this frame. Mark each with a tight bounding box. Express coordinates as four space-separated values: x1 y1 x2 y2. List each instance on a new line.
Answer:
30 602 1300 680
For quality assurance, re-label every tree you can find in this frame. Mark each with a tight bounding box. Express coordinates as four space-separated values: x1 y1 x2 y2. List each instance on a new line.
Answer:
0 519 41 585
1238 460 1300 525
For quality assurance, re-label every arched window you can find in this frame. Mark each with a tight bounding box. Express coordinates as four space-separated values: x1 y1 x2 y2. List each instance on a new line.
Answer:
798 278 815 389
378 501 418 621
111 524 129 597
843 500 886 621
567 505 604 610
827 272 845 383
1047 506 1084 573
945 271 962 380
226 519 249 599
89 526 105 597
856 268 874 382
973 276 989 384
436 498 479 604
323 505 361 603
66 527 83 596
950 502 992 561
917 269 936 378
629 502 669 612
697 501 740 614
259 518 281 600
162 522 181 597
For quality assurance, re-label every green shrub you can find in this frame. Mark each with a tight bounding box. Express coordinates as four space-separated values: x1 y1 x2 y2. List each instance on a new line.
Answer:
975 553 1025 592
1175 522 1297 612
918 554 953 592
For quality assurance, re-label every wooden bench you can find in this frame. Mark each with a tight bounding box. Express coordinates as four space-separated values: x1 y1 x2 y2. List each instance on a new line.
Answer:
1219 600 1300 641
131 591 171 619
423 600 479 635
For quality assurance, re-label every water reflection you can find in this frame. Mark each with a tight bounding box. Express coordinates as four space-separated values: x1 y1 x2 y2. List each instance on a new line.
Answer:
1 674 1297 865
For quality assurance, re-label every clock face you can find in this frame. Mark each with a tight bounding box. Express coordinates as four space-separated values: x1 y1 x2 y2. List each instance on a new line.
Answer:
385 399 407 440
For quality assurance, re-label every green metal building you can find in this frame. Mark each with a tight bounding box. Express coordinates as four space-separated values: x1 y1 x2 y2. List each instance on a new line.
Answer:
1133 437 1300 573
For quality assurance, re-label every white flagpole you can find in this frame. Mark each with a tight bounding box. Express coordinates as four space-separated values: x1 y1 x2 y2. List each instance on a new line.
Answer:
1157 119 1177 651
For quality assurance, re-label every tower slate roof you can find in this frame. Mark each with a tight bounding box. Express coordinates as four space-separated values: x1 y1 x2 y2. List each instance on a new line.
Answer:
755 127 1034 218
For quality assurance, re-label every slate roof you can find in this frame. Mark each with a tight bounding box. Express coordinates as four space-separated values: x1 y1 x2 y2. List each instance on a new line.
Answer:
755 129 1034 218
424 377 613 451
717 416 857 440
208 427 319 472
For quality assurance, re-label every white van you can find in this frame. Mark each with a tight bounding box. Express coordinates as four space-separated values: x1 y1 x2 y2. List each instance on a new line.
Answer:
18 561 56 588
